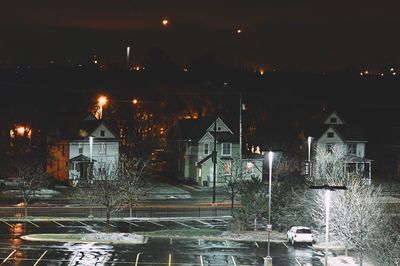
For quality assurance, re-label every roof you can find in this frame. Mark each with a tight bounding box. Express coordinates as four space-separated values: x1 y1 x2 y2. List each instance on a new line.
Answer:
69 154 96 162
68 117 119 141
329 124 367 142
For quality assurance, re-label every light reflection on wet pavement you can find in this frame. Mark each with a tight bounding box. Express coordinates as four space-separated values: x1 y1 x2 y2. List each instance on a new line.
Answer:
0 219 323 265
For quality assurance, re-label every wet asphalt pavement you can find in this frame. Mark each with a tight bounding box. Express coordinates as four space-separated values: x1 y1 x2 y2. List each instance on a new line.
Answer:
0 219 323 265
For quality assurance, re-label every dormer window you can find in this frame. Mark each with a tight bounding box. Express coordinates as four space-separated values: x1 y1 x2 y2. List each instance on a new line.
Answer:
204 143 209 155
330 117 337 123
100 130 105 137
327 132 334 138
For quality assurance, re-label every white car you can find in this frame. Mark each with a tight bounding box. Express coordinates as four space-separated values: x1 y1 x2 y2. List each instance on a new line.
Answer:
287 226 314 245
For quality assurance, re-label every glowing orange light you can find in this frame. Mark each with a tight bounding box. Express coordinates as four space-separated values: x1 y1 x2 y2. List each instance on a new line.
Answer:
16 127 26 136
237 29 242 34
132 98 139 105
259 69 265 75
98 96 108 107
162 19 169 26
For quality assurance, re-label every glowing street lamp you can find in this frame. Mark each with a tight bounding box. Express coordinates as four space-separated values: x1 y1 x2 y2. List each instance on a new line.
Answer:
162 19 169 26
263 151 274 266
307 136 313 178
97 96 108 119
132 98 139 105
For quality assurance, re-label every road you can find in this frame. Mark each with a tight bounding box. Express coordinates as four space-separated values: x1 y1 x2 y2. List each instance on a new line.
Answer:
0 218 324 265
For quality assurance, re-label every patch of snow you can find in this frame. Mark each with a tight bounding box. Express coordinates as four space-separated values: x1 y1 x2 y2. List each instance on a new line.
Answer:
81 233 148 244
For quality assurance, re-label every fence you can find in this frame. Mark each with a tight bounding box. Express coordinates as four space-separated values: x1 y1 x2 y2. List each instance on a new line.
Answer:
0 205 232 218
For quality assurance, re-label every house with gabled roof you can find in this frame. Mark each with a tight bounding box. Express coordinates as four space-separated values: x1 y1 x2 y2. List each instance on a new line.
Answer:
47 114 119 186
168 117 263 186
314 110 372 182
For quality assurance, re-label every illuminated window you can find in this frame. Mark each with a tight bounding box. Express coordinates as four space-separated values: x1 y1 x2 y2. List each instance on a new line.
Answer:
222 143 232 156
246 162 254 174
224 161 231 175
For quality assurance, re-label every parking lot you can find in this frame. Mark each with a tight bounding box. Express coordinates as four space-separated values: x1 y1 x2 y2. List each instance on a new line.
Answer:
0 218 322 265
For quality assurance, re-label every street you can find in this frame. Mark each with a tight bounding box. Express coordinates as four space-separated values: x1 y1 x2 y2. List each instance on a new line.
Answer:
0 219 323 265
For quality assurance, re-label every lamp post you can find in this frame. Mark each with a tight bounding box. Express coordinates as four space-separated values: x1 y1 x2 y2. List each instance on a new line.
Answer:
310 185 347 266
307 136 312 178
97 96 108 120
264 151 273 266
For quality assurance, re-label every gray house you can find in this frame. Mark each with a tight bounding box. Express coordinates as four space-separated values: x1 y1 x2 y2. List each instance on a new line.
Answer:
168 117 263 186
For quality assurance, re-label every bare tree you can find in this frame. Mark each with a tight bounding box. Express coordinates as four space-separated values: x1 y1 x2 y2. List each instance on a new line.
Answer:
76 161 125 231
308 145 398 265
14 160 47 217
118 154 148 217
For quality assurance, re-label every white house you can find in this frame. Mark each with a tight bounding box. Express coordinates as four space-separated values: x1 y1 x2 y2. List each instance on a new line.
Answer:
47 114 119 186
315 111 372 182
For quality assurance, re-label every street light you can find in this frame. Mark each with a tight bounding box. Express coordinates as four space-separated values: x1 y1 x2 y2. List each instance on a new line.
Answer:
97 96 108 120
307 136 313 178
310 185 347 266
264 151 274 266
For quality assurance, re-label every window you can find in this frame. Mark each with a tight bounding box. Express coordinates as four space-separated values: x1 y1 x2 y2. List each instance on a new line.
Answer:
246 162 254 174
224 161 231 175
327 132 334 138
347 143 356 155
217 126 221 131
330 117 337 123
78 143 83 154
204 143 209 155
99 142 107 154
221 143 232 156
326 143 334 153
100 130 105 137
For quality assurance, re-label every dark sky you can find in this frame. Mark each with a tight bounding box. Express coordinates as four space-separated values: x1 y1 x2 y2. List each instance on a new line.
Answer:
1 0 399 70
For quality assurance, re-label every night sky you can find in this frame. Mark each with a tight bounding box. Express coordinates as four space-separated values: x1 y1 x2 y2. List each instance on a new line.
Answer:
1 0 399 70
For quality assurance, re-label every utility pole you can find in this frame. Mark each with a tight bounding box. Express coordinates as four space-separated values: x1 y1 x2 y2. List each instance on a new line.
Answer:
239 94 242 160
212 116 217 203
126 46 131 70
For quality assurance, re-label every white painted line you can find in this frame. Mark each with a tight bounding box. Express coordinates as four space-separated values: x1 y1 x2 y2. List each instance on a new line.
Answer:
77 220 88 226
200 255 204 266
174 221 196 229
33 250 48 266
52 220 65 227
68 251 78 266
170 238 173 245
295 257 302 266
231 256 237 266
197 220 214 227
216 219 228 224
2 221 13 228
168 253 172 266
149 221 164 227
125 221 140 227
135 252 141 266
1 249 16 264
282 242 288 248
255 241 259 248
28 221 39 228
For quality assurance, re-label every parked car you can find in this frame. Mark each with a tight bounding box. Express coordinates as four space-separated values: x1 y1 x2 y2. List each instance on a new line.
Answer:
287 226 314 245
3 177 22 188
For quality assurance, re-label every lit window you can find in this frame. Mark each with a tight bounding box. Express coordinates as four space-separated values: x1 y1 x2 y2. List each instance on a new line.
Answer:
204 143 209 155
222 143 232 156
246 162 254 173
224 161 231 175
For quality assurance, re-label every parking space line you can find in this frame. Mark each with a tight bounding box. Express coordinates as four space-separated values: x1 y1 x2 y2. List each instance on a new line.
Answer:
2 221 13 228
174 221 196 229
282 242 288 248
135 252 141 266
231 256 237 266
200 255 204 266
125 221 139 227
101 221 116 227
33 250 47 266
215 219 228 224
1 249 16 264
170 238 173 245
255 241 259 248
52 220 65 227
295 257 302 266
197 220 214 227
68 251 78 266
149 221 164 227
77 220 88 226
27 221 39 228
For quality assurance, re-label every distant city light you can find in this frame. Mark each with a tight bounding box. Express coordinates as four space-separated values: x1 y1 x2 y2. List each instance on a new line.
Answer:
183 68 188 72
390 67 394 72
380 73 384 76
259 68 265 75
132 98 139 105
393 72 396 76
364 70 369 75
93 60 98 64
237 29 242 34
98 96 108 107
162 19 169 26
16 126 26 135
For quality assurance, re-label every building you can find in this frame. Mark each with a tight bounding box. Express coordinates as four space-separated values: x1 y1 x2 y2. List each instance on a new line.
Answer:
314 111 372 182
168 117 263 186
47 114 119 185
